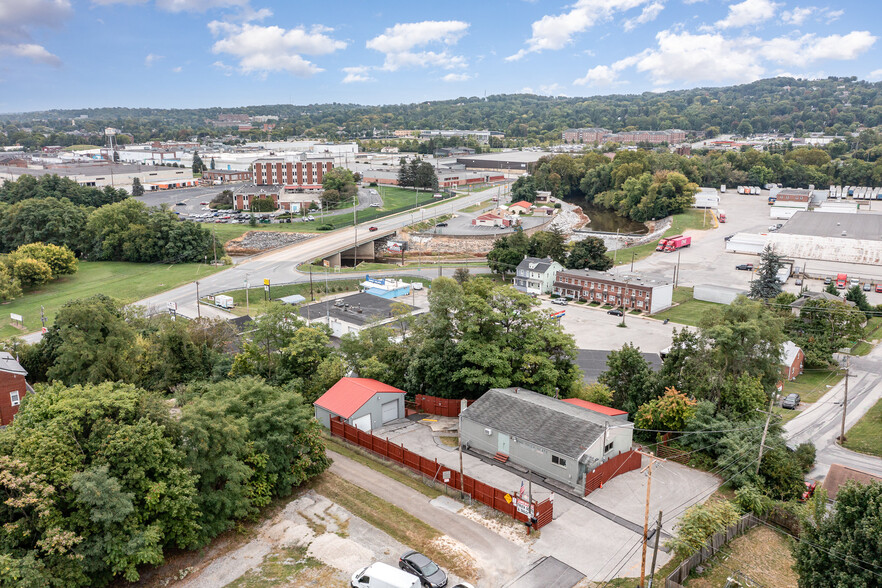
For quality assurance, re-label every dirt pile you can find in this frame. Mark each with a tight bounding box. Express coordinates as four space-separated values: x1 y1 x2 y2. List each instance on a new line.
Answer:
224 231 314 255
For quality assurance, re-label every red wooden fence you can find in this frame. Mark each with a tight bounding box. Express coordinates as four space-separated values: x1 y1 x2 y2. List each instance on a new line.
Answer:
584 450 642 496
329 418 553 529
413 395 475 418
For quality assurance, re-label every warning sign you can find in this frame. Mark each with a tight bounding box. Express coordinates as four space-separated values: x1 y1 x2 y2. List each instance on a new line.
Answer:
504 493 512 504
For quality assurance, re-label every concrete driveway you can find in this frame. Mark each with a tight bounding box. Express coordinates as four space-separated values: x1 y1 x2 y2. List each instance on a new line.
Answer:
374 418 719 582
537 298 694 353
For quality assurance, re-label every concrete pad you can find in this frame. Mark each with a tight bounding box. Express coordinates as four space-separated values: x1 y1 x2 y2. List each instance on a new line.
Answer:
307 533 375 575
504 556 584 588
432 495 465 514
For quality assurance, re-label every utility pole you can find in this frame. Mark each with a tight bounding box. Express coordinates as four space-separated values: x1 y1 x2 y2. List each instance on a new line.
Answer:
840 355 850 442
637 450 666 588
353 192 358 268
458 404 466 498
212 225 217 266
631 251 636 272
309 265 314 301
648 510 663 588
756 396 776 474
244 277 250 315
675 249 682 288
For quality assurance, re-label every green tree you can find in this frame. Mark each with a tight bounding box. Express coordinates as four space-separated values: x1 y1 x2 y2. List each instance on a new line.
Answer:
9 242 78 279
322 167 357 200
7 257 52 288
0 264 22 301
670 500 741 559
453 267 470 284
486 230 529 275
511 175 538 203
192 150 205 174
0 381 201 585
825 280 840 296
749 245 784 300
43 294 138 385
566 236 613 270
131 177 144 196
250 197 276 212
634 386 697 433
528 227 567 263
845 284 871 314
598 343 658 415
570 382 614 405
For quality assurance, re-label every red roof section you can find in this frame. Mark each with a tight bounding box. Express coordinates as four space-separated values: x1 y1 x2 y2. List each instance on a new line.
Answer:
510 200 533 209
314 377 406 419
561 398 628 417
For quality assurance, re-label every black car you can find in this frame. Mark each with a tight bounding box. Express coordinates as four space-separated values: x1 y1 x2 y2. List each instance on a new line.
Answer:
735 264 754 271
724 234 735 241
607 309 624 316
435 222 448 227
781 393 801 409
175 202 187 206
399 551 447 588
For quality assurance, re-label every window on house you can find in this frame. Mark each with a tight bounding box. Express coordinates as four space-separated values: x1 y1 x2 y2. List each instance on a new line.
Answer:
552 455 567 467
10 391 20 406
604 442 614 453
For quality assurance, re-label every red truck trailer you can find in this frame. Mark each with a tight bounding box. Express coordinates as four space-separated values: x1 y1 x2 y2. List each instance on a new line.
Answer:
656 235 682 251
664 235 692 252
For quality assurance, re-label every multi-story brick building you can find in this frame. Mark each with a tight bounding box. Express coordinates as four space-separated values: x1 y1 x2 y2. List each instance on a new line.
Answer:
562 128 686 145
252 154 333 189
562 128 609 144
202 169 252 184
0 352 32 427
553 269 673 314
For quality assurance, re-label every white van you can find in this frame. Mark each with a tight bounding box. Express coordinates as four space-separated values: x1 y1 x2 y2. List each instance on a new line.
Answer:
351 562 420 588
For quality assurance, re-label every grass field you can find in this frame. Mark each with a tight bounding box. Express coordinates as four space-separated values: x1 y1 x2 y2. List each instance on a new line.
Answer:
0 261 223 340
609 209 715 267
462 200 492 213
842 397 882 457
782 368 844 403
683 525 797 588
653 287 724 326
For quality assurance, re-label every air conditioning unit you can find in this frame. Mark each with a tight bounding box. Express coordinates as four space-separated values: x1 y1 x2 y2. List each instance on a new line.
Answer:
485 428 492 436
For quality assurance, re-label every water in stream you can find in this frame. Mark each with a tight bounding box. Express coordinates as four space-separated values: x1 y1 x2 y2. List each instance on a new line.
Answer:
564 196 648 234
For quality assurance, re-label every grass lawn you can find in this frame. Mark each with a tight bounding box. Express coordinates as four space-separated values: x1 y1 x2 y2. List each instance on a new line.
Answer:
310 471 477 582
842 398 882 457
683 525 797 587
782 368 844 403
462 200 492 213
852 341 873 356
1 261 222 339
653 288 723 326
773 406 802 424
610 209 715 267
864 316 882 339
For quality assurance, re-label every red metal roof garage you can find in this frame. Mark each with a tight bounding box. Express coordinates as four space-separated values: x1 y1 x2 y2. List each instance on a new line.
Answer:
314 377 407 432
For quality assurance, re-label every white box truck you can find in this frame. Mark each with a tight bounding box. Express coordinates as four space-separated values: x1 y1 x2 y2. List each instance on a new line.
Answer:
214 294 234 309
351 563 420 588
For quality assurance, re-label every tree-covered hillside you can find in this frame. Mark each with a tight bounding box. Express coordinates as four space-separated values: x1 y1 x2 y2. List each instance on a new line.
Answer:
2 76 881 146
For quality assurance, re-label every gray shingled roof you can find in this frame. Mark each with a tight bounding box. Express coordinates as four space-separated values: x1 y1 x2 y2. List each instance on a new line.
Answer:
0 352 27 376
462 387 625 458
516 256 553 274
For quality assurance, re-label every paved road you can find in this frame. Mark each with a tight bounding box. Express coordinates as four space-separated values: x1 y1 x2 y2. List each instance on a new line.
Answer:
134 187 502 319
785 343 882 479
327 450 531 587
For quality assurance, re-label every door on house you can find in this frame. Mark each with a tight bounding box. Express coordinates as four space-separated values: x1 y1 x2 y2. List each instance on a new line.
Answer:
381 400 398 423
352 414 371 432
498 432 510 454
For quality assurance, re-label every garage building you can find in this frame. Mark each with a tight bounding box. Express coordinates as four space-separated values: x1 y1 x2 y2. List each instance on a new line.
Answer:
313 377 406 432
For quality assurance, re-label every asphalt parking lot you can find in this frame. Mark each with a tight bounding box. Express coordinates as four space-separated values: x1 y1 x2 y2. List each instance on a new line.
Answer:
538 298 692 353
428 210 550 236
374 418 719 582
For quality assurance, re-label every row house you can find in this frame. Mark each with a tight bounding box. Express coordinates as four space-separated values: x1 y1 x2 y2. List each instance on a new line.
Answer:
553 269 673 314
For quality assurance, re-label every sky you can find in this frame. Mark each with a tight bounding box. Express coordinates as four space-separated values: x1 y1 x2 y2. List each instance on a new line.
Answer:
1 0 881 113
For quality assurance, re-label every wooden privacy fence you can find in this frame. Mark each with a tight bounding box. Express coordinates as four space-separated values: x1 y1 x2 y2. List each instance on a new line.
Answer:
413 394 475 417
665 508 800 588
584 450 642 496
329 418 553 529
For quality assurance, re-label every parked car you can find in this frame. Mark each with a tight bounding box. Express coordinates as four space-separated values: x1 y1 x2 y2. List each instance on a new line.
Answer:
398 551 448 588
735 264 754 271
876 284 882 293
863 283 872 292
552 299 568 305
795 278 803 286
607 309 623 316
824 277 833 285
200 201 209 205
451 584 476 588
435 222 448 227
368 226 379 232
175 202 186 206
781 393 801 409
352 562 420 588
850 278 860 287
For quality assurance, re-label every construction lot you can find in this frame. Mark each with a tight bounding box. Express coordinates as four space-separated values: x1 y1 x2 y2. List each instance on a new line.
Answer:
373 417 720 583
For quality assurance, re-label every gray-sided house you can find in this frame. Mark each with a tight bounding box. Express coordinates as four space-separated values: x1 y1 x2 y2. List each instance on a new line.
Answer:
314 377 406 432
459 387 634 491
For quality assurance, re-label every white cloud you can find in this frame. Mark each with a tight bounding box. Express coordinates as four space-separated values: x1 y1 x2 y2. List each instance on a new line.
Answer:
623 1 664 31
144 53 163 66
781 6 813 25
366 21 469 72
762 31 876 65
0 43 61 65
342 66 373 83
442 72 471 82
868 68 882 81
507 0 652 60
210 22 346 76
574 64 620 86
212 60 234 76
172 65 182 73
715 0 779 29
539 83 566 95
0 0 71 64
822 8 843 21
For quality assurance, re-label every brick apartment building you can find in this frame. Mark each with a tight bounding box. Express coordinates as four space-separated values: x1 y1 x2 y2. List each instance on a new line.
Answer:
0 352 32 427
775 188 812 203
253 155 333 189
553 269 673 314
562 128 686 145
562 128 608 143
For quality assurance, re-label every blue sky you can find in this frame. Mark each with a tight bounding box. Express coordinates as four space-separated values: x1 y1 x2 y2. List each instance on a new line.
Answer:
1 0 881 112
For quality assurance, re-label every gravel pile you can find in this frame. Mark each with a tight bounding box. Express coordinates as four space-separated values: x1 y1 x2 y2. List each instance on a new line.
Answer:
550 201 588 233
225 231 314 254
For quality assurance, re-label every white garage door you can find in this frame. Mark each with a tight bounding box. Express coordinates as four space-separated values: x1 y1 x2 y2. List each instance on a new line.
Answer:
381 400 399 423
352 414 371 432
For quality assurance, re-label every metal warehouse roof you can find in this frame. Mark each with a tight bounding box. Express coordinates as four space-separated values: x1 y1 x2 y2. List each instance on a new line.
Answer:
314 377 405 419
778 211 882 241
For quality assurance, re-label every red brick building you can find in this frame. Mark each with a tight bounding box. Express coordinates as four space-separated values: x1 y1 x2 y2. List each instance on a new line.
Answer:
0 352 31 427
252 155 333 190
781 341 805 381
775 189 812 203
202 169 252 183
553 269 674 314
